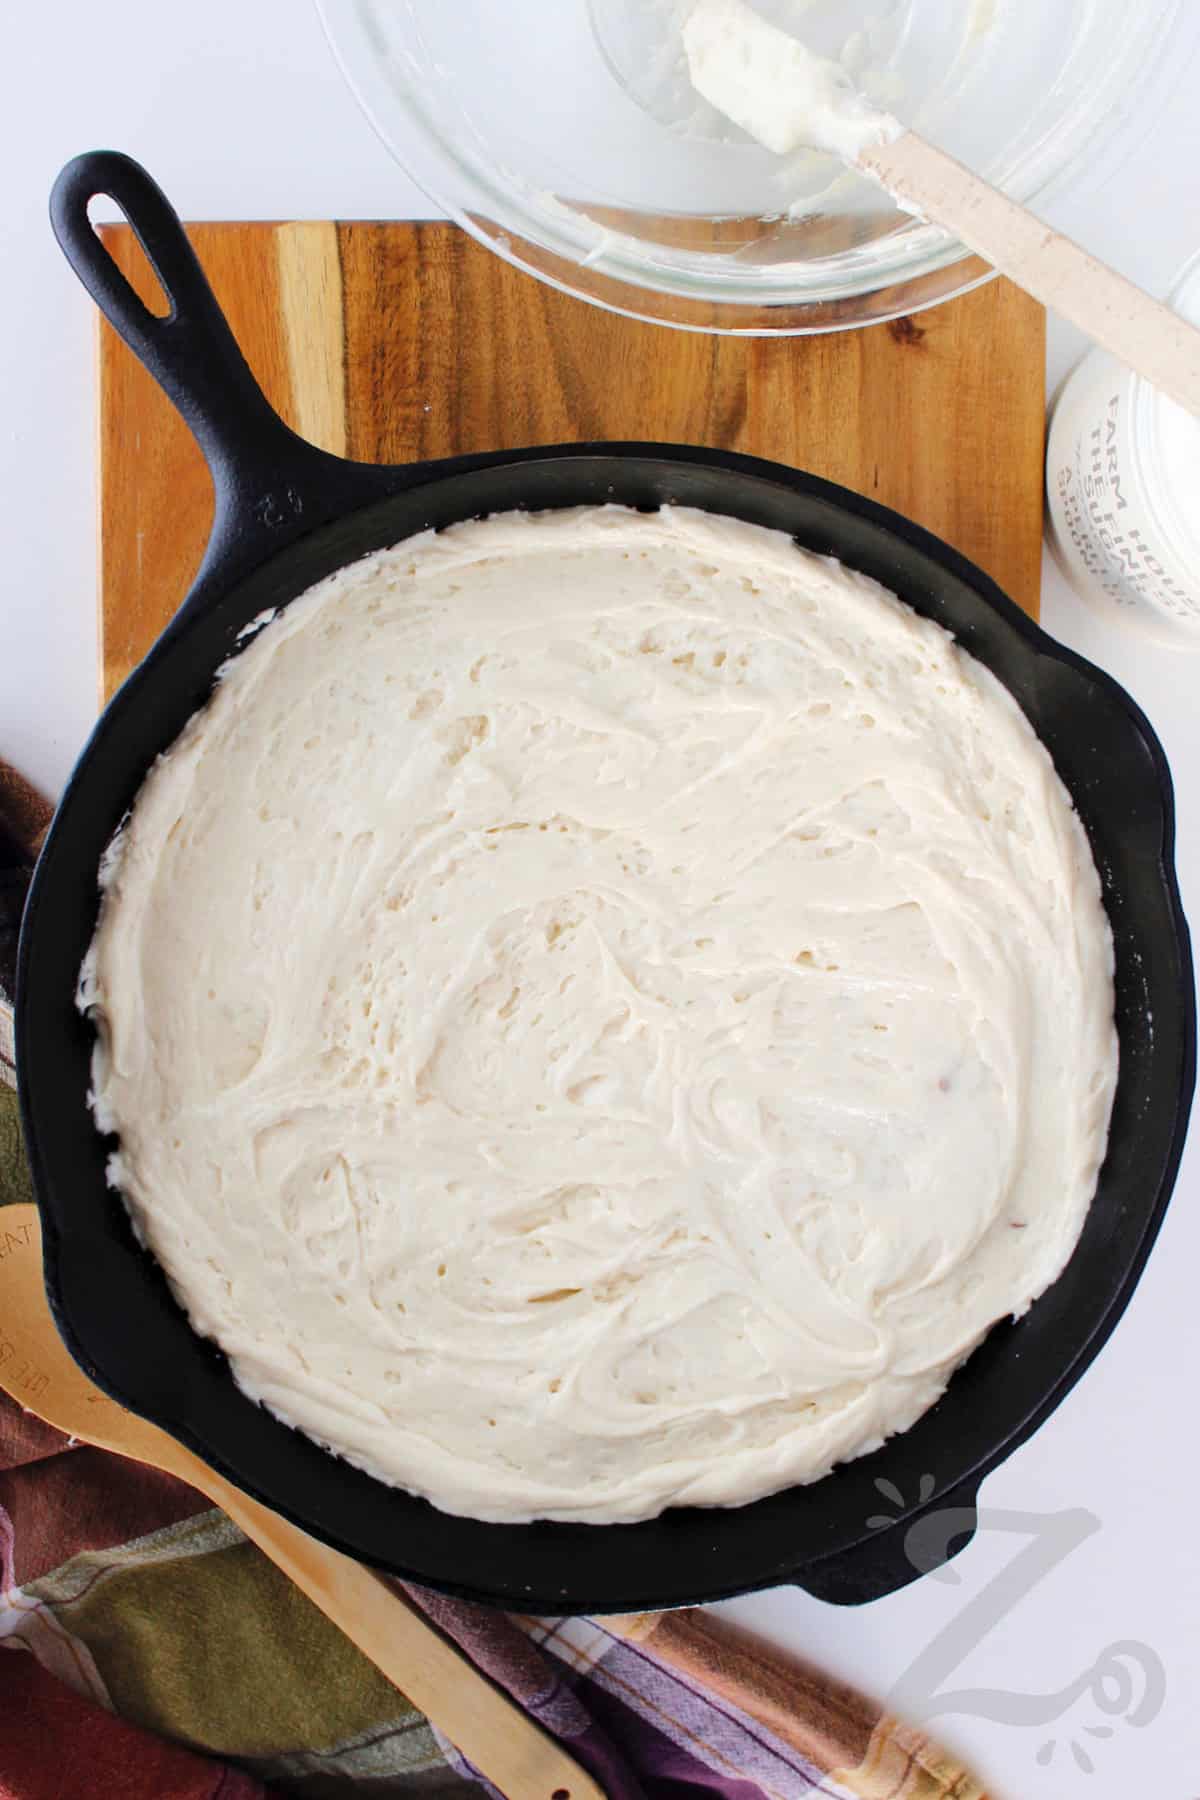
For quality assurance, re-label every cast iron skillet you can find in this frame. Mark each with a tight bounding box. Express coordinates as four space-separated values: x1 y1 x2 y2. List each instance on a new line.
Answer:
18 150 1194 1613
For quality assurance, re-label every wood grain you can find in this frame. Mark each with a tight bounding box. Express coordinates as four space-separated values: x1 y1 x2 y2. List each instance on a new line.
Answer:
98 221 1045 702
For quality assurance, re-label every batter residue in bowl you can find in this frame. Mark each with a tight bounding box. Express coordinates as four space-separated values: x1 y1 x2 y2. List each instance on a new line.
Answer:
79 507 1117 1523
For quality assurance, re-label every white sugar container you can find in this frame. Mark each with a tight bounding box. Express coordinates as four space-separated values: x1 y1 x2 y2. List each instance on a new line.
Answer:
1046 249 1200 646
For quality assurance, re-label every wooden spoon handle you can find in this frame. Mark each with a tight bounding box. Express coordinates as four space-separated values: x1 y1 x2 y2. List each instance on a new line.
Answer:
194 1464 604 1800
862 131 1200 416
0 1203 600 1798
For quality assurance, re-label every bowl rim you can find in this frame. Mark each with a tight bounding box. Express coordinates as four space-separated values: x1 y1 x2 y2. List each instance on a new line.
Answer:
314 0 1192 334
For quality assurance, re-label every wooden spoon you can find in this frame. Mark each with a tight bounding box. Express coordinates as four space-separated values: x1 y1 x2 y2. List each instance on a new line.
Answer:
0 1203 603 1800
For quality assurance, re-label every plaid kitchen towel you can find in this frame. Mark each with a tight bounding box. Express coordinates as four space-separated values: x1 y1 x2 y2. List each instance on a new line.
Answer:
0 758 48 1088
0 763 987 1800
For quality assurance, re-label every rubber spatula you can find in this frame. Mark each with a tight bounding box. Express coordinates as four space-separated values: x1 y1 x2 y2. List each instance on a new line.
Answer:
685 0 1200 415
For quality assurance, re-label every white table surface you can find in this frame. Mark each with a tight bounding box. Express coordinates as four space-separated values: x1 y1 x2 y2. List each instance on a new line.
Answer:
4 5 1200 1795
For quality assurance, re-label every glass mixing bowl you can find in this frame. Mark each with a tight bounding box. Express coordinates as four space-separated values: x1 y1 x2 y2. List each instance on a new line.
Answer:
317 0 1190 334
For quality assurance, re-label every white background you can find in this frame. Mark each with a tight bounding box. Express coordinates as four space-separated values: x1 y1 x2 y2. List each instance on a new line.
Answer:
4 5 1200 1796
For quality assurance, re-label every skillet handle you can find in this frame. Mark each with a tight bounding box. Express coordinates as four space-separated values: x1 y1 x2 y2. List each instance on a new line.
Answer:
49 150 402 579
795 1475 981 1605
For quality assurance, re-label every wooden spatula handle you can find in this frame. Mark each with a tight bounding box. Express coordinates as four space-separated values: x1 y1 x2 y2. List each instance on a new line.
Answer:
198 1466 605 1800
863 132 1200 417
0 1205 602 1800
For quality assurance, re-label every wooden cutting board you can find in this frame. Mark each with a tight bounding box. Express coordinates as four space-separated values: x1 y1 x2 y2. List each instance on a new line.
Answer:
97 222 1044 703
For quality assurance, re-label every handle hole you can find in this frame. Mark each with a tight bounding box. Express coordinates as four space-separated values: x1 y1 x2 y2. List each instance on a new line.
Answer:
87 196 173 320
551 1790 571 1799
